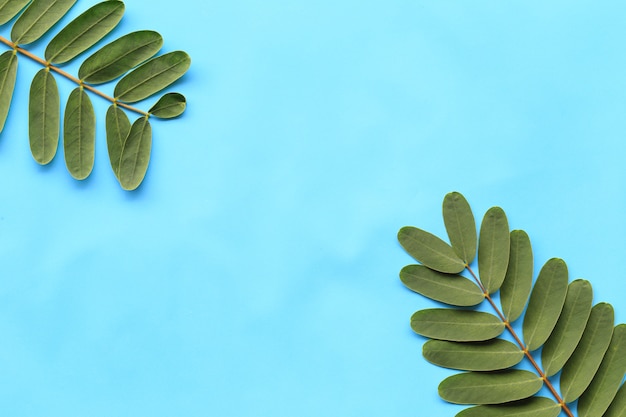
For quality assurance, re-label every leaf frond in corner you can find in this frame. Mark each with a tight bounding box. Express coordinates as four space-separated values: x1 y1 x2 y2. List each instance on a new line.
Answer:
0 0 192 190
398 192 626 417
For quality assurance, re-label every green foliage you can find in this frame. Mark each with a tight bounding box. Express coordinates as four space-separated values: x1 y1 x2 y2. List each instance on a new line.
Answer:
0 0 191 190
398 192 626 417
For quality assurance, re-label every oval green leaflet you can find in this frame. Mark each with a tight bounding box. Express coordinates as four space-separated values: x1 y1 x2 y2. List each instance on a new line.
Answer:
456 397 561 417
105 104 130 179
477 206 510 294
79 30 163 84
438 370 542 405
400 264 484 307
410 309 504 342
422 339 523 371
29 68 60 164
577 324 626 417
443 191 476 264
149 92 186 118
541 279 593 377
398 226 465 274
11 0 77 45
114 51 191 103
64 87 95 180
560 302 614 403
522 258 568 351
0 50 17 133
0 0 30 25
45 1 125 64
499 230 533 322
118 116 152 191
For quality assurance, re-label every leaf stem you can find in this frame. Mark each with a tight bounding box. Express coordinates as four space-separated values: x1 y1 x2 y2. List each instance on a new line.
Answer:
465 265 574 417
0 35 149 117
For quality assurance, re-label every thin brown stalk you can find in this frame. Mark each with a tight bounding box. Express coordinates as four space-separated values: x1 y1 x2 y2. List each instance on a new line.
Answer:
0 35 149 117
466 265 574 417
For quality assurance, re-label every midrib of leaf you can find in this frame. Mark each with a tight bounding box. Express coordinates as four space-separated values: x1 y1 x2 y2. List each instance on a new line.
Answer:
0 35 149 117
76 89 83 174
40 71 48 155
465 265 574 417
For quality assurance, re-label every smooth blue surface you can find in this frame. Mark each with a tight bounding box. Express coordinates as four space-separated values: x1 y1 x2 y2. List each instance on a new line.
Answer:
0 1 625 416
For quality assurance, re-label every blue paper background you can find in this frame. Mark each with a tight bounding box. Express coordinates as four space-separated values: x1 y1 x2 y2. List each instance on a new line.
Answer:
1 1 625 416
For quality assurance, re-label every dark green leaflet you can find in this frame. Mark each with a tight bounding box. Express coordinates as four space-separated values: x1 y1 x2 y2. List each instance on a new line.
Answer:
149 92 186 118
423 339 523 371
541 279 592 377
105 104 130 179
455 397 561 417
499 230 533 322
560 302 614 403
400 264 484 307
522 258 568 351
29 68 60 164
114 50 191 103
577 324 626 417
79 30 163 84
45 1 125 64
118 116 151 190
11 0 77 45
443 191 476 264
397 192 626 417
477 207 510 294
64 87 95 180
398 226 465 274
0 50 17 133
438 370 542 405
0 0 30 25
411 309 504 342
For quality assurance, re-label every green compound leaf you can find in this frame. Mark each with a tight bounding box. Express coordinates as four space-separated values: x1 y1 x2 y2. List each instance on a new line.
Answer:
443 191 476 264
560 302 614 403
455 397 561 417
64 87 95 180
79 30 163 84
105 104 130 179
398 226 465 274
477 207 510 294
149 92 186 118
11 0 77 45
398 192 626 417
118 116 151 191
400 264 484 307
423 339 523 371
0 0 30 25
605 383 626 417
522 258 568 351
411 309 504 342
29 68 60 164
45 0 125 64
0 50 17 133
499 230 533 322
438 370 542 405
541 279 592 377
114 50 191 103
577 324 626 417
